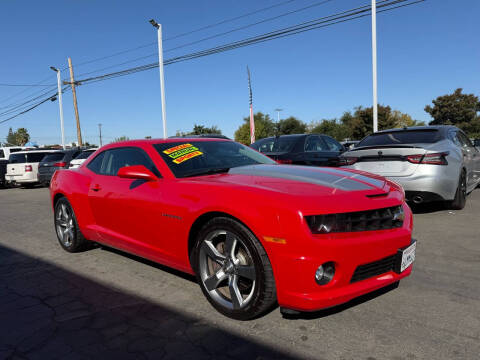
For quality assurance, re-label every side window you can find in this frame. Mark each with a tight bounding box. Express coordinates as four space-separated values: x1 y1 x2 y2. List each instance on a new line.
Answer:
87 151 106 174
322 136 342 151
0 150 4 158
258 139 274 153
100 147 160 177
304 136 327 152
456 132 472 149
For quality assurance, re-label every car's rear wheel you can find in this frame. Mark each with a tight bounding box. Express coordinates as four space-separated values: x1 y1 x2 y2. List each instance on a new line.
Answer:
54 197 89 252
449 170 467 210
192 217 276 320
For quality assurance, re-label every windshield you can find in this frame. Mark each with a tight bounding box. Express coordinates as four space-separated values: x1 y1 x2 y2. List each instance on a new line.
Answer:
154 141 276 178
357 130 441 147
251 136 300 153
74 150 95 160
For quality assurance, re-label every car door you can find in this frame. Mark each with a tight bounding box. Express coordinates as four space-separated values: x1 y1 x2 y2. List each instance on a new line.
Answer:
303 135 332 166
456 131 477 188
87 147 167 256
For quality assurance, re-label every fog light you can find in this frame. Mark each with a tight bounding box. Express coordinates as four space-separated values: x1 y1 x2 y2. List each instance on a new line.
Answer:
315 262 335 285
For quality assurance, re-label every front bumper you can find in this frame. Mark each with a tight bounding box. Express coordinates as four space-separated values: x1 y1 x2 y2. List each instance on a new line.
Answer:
268 204 415 312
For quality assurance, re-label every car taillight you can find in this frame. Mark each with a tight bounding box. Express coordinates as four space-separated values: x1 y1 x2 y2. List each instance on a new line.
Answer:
25 165 32 172
277 159 293 164
338 157 358 166
54 162 67 168
406 152 448 165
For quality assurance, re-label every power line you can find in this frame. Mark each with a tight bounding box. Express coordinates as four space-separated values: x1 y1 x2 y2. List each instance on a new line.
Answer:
0 83 56 87
0 0 425 125
65 0 301 71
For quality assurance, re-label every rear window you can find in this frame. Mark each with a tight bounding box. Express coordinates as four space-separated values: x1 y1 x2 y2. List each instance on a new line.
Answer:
74 150 95 160
26 152 50 163
0 150 4 158
41 153 65 162
251 136 300 153
9 153 26 163
357 130 441 147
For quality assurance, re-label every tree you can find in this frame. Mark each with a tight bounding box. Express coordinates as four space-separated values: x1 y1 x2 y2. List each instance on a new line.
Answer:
425 88 480 136
275 116 307 135
113 136 129 142
309 119 351 141
15 128 30 146
390 110 425 128
234 112 276 145
6 128 16 145
177 124 222 136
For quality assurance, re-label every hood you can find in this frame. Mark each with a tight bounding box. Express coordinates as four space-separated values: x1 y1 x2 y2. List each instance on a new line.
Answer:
189 164 388 197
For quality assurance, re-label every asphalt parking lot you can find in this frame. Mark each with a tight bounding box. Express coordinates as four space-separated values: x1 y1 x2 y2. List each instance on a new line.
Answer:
0 187 479 360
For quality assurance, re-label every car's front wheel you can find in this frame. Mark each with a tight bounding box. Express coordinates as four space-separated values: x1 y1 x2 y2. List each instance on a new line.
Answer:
192 217 276 320
54 197 89 252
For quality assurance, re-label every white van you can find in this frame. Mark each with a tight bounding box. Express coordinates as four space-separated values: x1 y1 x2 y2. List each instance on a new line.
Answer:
5 150 57 186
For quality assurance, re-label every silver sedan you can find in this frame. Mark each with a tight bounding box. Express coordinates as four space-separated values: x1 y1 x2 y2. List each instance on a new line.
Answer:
339 126 480 209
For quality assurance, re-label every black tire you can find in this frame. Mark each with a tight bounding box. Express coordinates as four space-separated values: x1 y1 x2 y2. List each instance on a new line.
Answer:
449 170 467 210
192 217 276 320
54 197 89 252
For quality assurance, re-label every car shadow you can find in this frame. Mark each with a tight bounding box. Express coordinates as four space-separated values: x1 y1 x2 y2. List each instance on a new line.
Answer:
0 244 299 359
409 201 448 214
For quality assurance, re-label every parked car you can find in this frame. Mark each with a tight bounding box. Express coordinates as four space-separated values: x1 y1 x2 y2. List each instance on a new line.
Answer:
38 149 83 186
5 150 57 187
340 126 480 209
50 138 415 320
474 139 480 150
250 134 345 166
0 146 25 187
69 148 98 169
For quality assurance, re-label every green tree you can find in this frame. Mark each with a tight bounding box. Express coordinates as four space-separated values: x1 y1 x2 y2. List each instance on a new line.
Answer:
113 136 130 143
309 119 351 141
425 88 480 136
6 127 16 145
275 116 307 135
15 128 30 146
390 110 425 128
176 124 222 136
234 112 276 145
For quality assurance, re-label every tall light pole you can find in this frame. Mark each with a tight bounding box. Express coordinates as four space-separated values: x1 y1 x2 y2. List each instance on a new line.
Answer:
98 123 103 147
50 66 65 149
274 108 283 123
149 19 167 139
371 0 378 133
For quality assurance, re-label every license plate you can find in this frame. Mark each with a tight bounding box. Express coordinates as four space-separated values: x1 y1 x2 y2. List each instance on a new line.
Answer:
397 241 416 273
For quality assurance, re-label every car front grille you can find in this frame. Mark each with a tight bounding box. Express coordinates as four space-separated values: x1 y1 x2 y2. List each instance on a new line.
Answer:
350 254 396 283
341 206 404 232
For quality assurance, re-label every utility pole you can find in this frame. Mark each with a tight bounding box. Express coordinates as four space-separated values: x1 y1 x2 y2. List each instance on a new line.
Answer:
67 57 83 146
98 123 103 147
247 66 255 144
149 19 167 139
50 66 65 149
371 0 378 133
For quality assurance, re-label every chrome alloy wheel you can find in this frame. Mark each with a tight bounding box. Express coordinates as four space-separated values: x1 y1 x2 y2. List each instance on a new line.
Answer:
198 230 257 310
55 203 75 247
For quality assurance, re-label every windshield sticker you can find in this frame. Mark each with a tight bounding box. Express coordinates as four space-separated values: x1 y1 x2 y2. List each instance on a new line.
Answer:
173 150 203 164
163 144 203 164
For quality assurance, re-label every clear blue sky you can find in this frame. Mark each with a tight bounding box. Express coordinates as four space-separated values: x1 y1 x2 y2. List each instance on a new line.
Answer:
0 0 478 145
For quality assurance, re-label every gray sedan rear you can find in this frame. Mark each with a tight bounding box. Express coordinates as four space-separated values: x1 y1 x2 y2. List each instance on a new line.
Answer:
340 126 480 209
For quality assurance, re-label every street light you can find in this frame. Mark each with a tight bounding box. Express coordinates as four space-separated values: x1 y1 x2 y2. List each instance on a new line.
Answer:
50 66 65 149
371 0 378 132
149 18 167 139
274 108 283 123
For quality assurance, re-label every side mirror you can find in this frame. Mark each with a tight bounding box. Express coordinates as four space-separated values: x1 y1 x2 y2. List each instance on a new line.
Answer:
117 165 157 181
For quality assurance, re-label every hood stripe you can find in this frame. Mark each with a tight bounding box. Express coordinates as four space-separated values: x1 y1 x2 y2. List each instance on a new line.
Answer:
229 165 374 191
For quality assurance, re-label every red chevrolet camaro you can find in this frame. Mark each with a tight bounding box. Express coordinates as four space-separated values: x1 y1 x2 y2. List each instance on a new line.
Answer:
50 138 416 320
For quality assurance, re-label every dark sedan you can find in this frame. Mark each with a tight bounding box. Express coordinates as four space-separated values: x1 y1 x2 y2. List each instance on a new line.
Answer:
250 134 345 166
38 149 82 186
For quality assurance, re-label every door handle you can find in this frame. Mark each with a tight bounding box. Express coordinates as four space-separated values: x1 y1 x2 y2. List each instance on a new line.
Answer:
91 184 101 192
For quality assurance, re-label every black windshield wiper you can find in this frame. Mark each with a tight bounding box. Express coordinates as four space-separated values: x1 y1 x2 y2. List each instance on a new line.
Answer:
181 167 231 178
